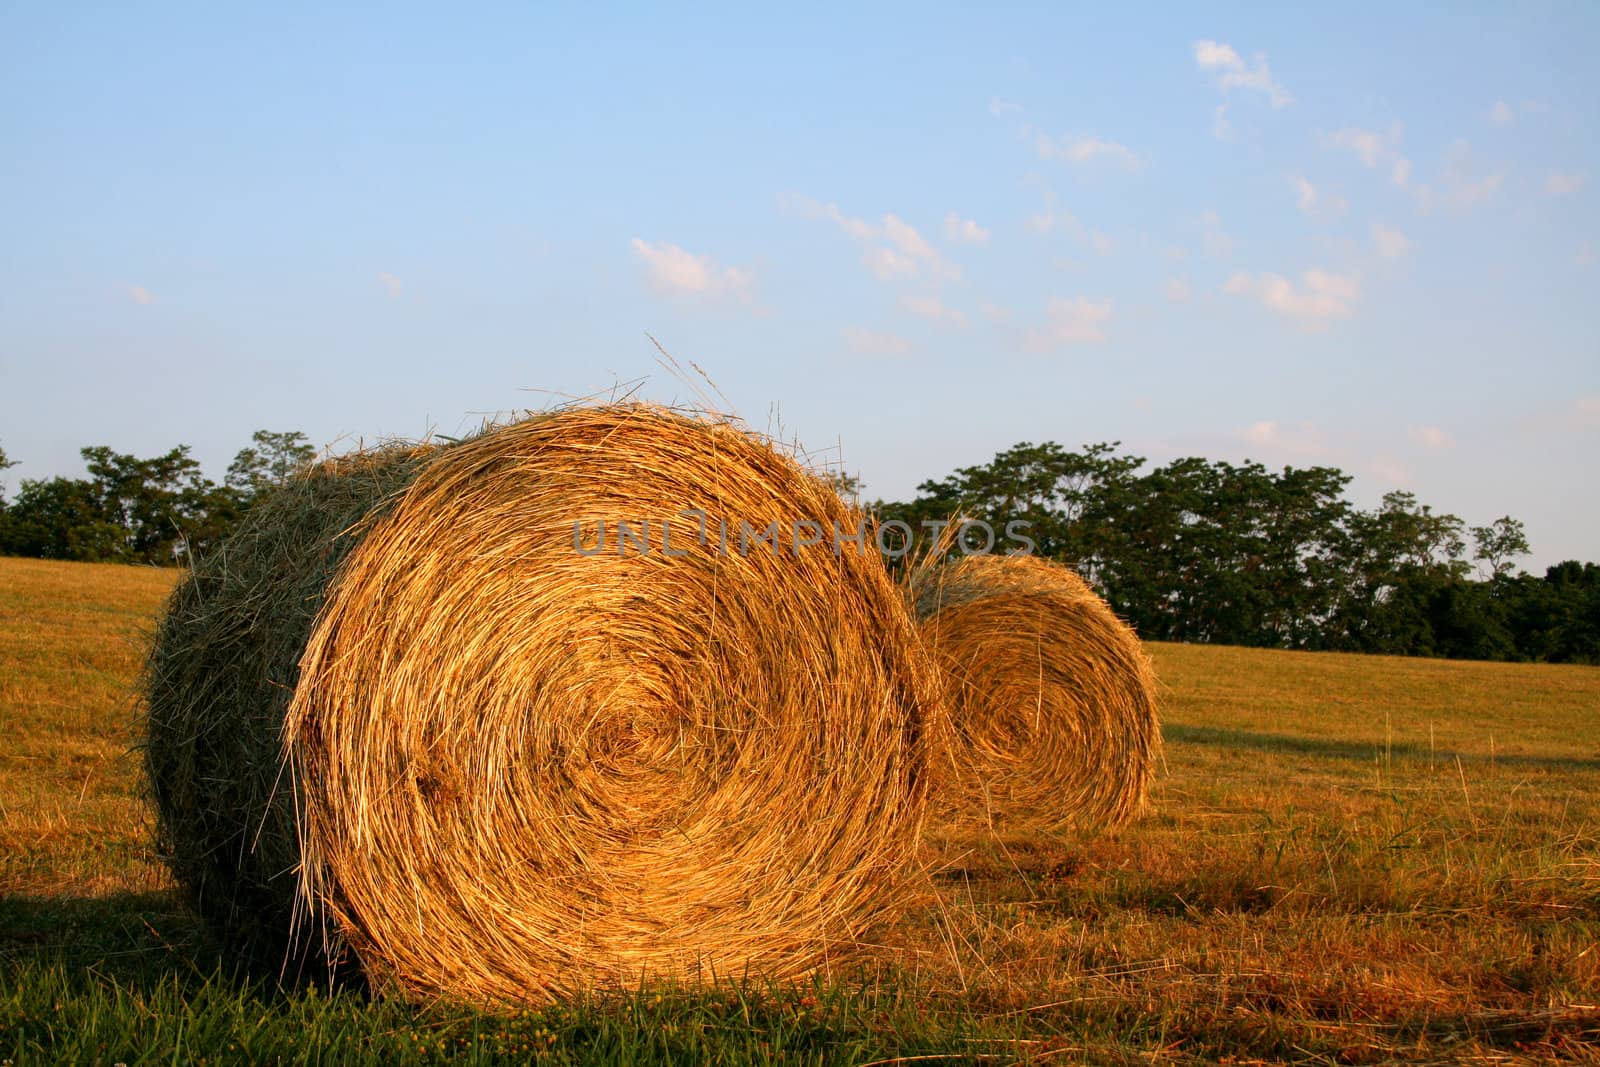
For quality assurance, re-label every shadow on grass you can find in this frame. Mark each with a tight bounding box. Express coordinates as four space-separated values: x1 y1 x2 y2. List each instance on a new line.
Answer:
1164 723 1600 771
0 890 353 999
0 892 996 1065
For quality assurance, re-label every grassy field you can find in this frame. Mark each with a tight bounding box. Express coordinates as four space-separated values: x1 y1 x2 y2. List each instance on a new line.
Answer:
1 555 1596 1064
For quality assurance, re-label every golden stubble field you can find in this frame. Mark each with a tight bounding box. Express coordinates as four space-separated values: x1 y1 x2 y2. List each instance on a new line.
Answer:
2 555 1597 1062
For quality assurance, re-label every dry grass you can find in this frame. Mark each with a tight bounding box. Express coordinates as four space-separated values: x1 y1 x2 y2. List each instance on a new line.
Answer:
5 555 1598 1060
148 405 936 1004
0 557 174 899
909 553 1159 836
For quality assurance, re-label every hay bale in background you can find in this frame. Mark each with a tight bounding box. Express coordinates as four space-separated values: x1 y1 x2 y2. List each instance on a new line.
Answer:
908 553 1159 835
145 404 934 1002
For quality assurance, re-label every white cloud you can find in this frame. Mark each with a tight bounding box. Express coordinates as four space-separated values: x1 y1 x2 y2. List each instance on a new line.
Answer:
1324 127 1388 167
979 301 1011 324
901 294 969 328
1546 171 1588 196
1091 232 1115 256
785 194 959 282
1292 174 1347 216
1486 100 1515 126
1372 223 1411 259
1199 210 1233 257
1028 201 1080 236
1578 241 1594 269
1034 132 1142 171
1417 141 1504 210
1408 425 1455 451
631 238 754 302
988 96 1023 118
1023 297 1113 349
862 246 919 281
1224 268 1360 329
1192 39 1292 108
376 272 402 297
780 194 876 240
1369 455 1412 486
1243 420 1279 446
1193 39 1243 70
1391 158 1412 187
882 214 934 260
125 284 154 305
842 327 912 356
1165 279 1193 304
1235 420 1330 460
943 212 990 245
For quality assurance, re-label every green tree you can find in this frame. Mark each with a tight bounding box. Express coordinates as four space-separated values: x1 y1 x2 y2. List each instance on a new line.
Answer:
0 443 15 503
81 445 217 563
226 430 315 501
0 476 125 561
1471 515 1530 581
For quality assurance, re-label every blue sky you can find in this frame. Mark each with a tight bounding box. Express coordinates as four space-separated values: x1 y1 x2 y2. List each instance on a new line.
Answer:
2 3 1595 569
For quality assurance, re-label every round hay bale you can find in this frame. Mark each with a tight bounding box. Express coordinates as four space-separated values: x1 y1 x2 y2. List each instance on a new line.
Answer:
144 404 934 1002
908 553 1159 834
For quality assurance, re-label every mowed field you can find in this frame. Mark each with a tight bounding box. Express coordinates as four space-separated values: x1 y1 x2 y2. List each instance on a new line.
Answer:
1 556 1597 1064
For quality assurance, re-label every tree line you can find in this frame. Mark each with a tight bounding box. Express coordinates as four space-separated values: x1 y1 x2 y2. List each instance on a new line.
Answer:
0 432 314 566
0 432 1594 664
872 440 1598 664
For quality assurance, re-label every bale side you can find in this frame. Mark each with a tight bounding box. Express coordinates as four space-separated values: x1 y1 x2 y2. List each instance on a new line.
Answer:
141 447 433 972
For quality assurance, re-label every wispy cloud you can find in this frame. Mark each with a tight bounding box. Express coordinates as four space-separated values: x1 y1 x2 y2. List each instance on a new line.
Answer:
1372 223 1411 259
1292 174 1347 216
1022 297 1113 349
1234 420 1331 460
631 238 754 302
1165 278 1193 304
1323 126 1392 167
376 272 402 298
842 326 912 356
1578 241 1594 269
1198 210 1233 257
1034 132 1142 172
900 294 969 328
1211 104 1236 142
1224 269 1360 330
125 283 154 306
1416 140 1504 210
1027 189 1081 236
1408 425 1456 451
1546 171 1588 196
1193 39 1292 108
783 194 959 282
943 212 990 245
1486 100 1515 126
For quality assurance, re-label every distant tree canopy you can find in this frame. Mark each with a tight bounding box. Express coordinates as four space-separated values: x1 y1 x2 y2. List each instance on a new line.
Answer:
0 431 312 565
1 429 1594 663
874 441 1599 665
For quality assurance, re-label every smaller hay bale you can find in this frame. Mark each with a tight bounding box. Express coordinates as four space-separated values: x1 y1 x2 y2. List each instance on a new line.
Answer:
908 553 1159 834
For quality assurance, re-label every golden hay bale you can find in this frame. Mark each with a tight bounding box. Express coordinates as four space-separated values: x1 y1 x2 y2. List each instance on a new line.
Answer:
145 404 934 1002
908 553 1159 834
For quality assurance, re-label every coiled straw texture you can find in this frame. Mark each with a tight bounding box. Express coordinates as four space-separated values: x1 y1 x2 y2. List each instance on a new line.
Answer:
264 405 933 1002
909 553 1159 835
